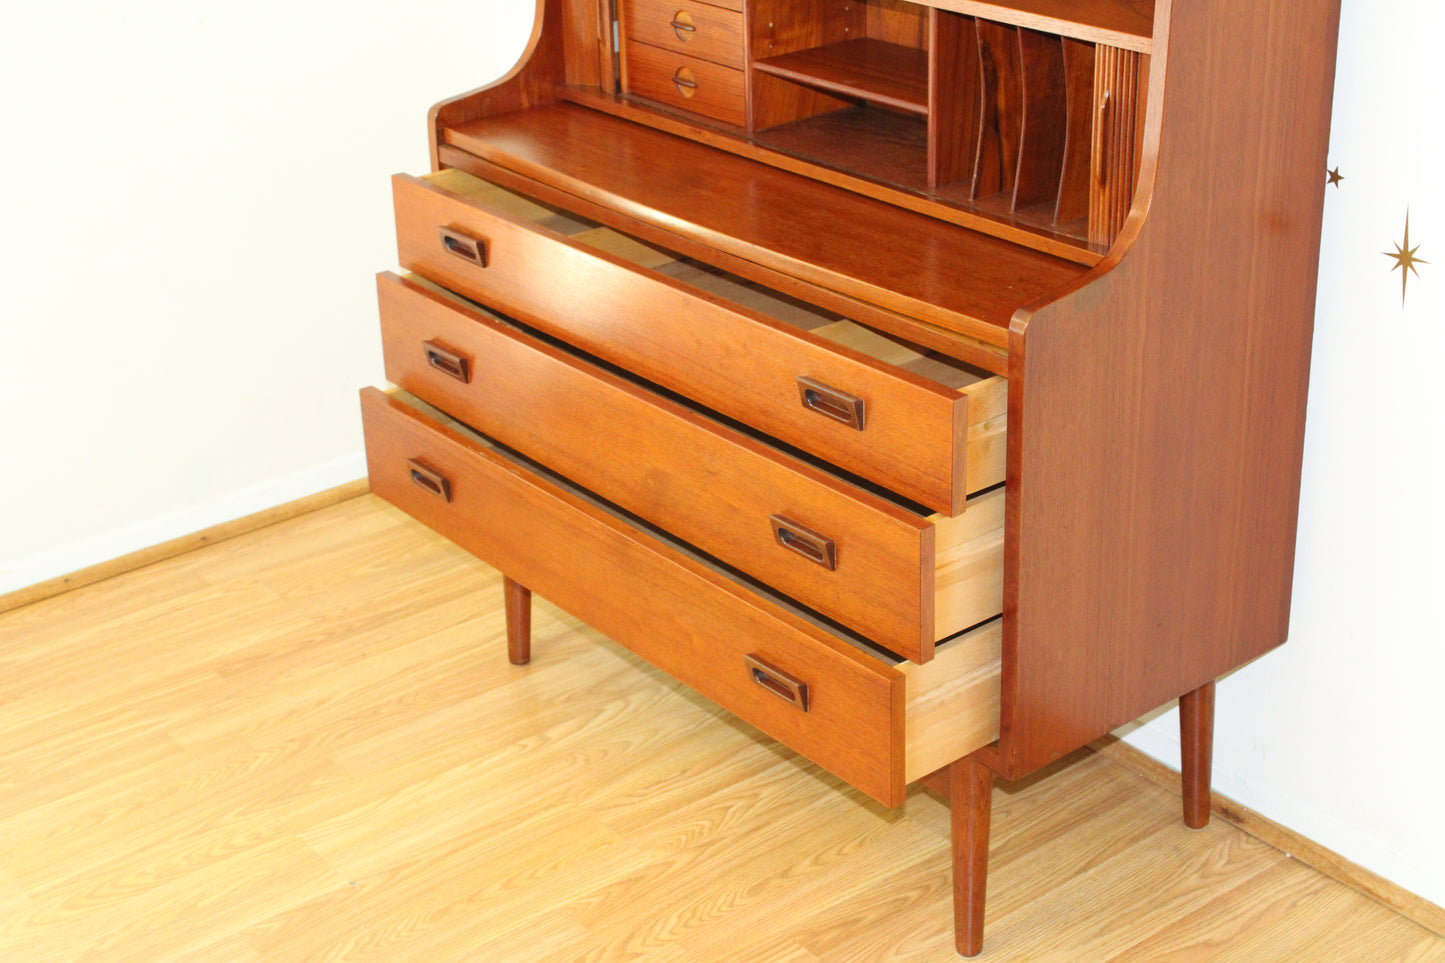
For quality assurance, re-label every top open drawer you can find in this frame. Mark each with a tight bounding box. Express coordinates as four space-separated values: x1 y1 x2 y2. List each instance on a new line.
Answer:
393 169 1005 514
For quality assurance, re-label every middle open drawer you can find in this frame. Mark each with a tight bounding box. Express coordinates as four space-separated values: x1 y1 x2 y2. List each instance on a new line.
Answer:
378 271 1002 665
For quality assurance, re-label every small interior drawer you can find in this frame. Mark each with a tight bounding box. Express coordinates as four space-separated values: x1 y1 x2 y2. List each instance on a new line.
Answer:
377 272 1003 663
621 0 744 69
360 387 1001 807
623 40 747 126
392 168 1006 516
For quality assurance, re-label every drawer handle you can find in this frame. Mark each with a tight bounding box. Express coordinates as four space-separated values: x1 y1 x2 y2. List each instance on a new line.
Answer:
407 458 452 502
672 66 699 97
796 376 866 431
437 226 488 267
770 515 837 571
670 11 696 41
744 654 810 712
422 340 471 383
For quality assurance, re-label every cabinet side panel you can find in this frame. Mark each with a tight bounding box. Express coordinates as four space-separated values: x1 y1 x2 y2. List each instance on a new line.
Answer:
1000 0 1342 777
429 0 568 169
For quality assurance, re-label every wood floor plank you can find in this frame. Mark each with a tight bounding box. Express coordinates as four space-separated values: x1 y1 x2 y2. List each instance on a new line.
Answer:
986 826 1285 960
1103 858 1352 962
1 495 1441 961
1402 939 1445 963
1206 883 1434 963
0 835 338 963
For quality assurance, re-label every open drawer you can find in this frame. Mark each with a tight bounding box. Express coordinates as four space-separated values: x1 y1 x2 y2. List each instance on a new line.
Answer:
392 169 1006 516
378 272 1002 664
360 387 1001 807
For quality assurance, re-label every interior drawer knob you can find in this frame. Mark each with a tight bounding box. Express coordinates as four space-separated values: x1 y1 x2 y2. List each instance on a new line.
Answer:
743 654 810 711
770 515 838 571
796 376 866 431
437 226 488 267
406 458 453 502
670 11 696 41
672 66 699 97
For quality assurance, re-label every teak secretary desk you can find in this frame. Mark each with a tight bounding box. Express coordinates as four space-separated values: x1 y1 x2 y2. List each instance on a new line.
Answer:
359 0 1342 953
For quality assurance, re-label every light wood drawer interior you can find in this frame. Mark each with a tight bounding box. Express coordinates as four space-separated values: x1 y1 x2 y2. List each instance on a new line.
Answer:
621 0 745 69
623 41 747 126
361 387 1001 807
393 168 1007 516
378 272 1003 663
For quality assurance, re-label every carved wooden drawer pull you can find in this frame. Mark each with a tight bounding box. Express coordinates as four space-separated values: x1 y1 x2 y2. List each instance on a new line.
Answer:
744 654 810 711
422 340 471 383
406 458 452 502
770 515 838 571
437 226 488 267
796 376 866 431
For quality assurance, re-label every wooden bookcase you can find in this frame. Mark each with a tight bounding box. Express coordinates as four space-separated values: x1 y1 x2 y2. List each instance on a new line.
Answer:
365 0 1344 953
612 0 1149 256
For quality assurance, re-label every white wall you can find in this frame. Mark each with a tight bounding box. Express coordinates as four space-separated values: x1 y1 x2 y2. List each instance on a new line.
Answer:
3 0 1440 916
0 1 536 590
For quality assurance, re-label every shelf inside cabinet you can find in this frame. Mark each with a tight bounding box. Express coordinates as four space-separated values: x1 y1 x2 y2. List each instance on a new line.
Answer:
752 39 930 116
753 106 929 187
925 0 1153 52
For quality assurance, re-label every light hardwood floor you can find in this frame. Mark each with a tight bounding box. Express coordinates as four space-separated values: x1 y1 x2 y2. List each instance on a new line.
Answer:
1 494 1440 962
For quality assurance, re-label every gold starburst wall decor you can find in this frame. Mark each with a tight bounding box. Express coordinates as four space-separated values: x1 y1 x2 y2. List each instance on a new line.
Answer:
1383 211 1427 306
1326 166 1344 188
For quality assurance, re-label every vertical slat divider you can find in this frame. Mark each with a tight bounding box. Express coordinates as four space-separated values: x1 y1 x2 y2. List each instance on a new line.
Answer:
1089 44 1140 247
1133 53 1151 187
1113 49 1139 235
972 19 1022 202
1011 29 1068 212
928 9 981 191
597 0 619 94
1054 37 1095 225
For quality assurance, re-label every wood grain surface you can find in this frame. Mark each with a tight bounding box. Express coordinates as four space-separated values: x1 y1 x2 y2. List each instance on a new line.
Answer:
1000 0 1343 777
391 173 984 513
752 39 931 115
376 273 954 661
438 103 1086 346
362 387 912 805
623 41 748 126
1 495 1439 961
621 0 746 69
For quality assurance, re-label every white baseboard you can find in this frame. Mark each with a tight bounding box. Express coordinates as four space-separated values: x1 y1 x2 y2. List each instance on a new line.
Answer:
0 453 368 597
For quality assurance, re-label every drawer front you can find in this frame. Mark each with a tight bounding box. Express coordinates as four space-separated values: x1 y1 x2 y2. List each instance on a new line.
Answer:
622 0 744 69
378 272 940 662
623 41 746 126
360 387 908 806
393 172 973 514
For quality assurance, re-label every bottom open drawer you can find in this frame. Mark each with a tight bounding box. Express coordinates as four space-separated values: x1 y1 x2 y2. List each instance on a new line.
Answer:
361 387 1000 807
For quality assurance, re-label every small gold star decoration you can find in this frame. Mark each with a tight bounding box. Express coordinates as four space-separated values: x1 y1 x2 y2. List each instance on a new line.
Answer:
1326 166 1344 188
1382 211 1427 307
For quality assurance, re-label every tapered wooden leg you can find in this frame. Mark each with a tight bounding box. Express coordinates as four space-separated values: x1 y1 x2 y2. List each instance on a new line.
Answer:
951 753 995 957
1180 680 1216 829
504 576 532 665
